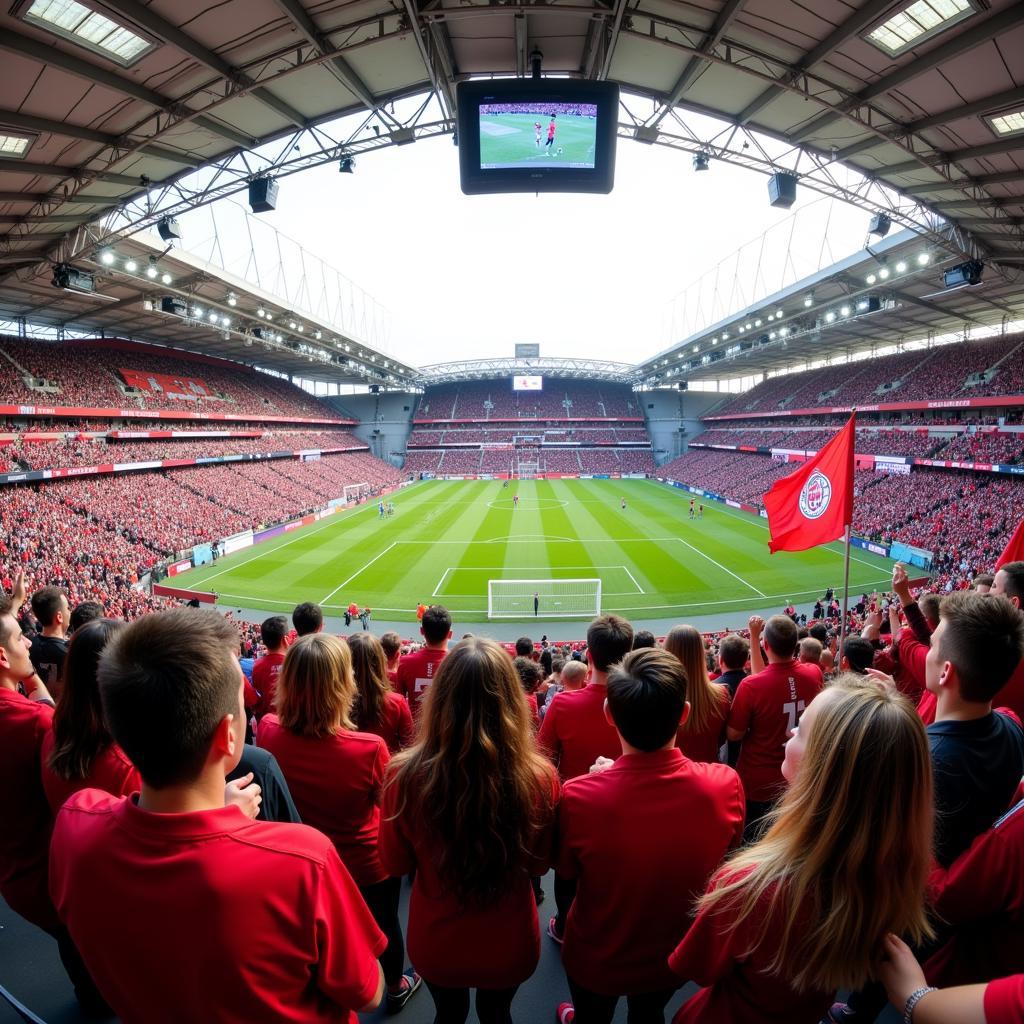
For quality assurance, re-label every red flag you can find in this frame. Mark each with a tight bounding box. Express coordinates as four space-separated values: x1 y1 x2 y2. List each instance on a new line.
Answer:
764 412 856 554
996 517 1024 569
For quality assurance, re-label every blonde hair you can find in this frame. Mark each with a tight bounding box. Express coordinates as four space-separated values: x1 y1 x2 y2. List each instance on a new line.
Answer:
274 633 355 738
560 660 587 688
664 624 728 734
698 675 934 993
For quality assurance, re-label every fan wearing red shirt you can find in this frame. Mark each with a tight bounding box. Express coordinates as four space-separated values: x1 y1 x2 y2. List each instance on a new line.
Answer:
380 631 403 686
256 632 421 1012
990 561 1024 720
380 637 559 1024
395 604 452 718
671 677 934 1024
554 648 744 1024
349 633 414 753
40 618 141 814
251 614 289 720
49 608 386 1024
727 614 821 841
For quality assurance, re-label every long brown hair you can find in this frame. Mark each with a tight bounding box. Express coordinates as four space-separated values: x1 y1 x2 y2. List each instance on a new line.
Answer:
698 675 934 993
384 637 557 905
49 618 125 780
274 633 355 738
347 632 391 730
664 624 728 734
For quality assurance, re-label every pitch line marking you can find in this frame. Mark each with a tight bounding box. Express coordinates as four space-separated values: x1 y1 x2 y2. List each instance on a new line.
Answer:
432 567 453 598
320 542 398 605
674 537 767 598
622 566 645 594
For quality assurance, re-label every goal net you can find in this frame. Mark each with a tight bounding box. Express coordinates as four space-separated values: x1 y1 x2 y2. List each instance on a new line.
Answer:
487 579 602 619
343 483 370 504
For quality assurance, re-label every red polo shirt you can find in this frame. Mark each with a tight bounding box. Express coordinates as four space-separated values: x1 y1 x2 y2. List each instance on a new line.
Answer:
40 729 140 814
395 646 447 718
0 687 57 932
538 682 620 781
49 790 385 1024
379 770 558 989
256 716 389 887
557 748 744 995
728 660 822 803
669 869 832 1024
358 690 414 754
251 652 286 719
985 975 1024 1024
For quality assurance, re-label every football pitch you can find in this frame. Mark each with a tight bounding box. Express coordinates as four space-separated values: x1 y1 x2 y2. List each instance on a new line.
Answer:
177 479 895 623
479 113 596 168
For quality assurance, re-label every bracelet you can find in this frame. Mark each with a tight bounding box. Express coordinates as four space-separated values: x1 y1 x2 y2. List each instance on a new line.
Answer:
903 986 937 1023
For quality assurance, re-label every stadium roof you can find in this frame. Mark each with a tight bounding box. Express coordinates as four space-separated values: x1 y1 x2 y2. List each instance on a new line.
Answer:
419 357 636 384
0 0 1022 380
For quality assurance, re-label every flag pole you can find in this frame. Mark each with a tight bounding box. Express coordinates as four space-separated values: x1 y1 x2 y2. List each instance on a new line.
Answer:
838 408 857 660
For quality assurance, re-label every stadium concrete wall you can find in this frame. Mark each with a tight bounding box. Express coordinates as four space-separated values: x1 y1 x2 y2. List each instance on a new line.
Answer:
640 389 722 465
325 392 415 468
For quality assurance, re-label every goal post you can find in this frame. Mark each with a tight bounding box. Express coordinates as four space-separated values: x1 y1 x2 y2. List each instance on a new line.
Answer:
487 579 602 619
342 482 370 504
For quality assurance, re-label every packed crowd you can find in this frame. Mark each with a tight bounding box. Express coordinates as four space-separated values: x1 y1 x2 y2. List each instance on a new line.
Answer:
3 560 1024 1024
405 448 657 475
407 427 647 445
417 381 640 421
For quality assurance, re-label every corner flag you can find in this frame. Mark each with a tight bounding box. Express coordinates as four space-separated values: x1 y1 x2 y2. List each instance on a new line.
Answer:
764 412 856 554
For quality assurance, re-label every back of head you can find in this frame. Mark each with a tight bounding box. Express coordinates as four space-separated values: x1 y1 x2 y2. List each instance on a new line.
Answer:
389 637 554 904
808 623 829 645
69 601 104 634
98 610 240 789
918 593 941 628
346 632 390 727
513 655 544 694
632 629 656 650
996 561 1024 604
607 648 687 751
664 624 724 734
421 604 452 645
937 590 1024 702
798 637 822 664
380 631 402 660
51 618 125 780
719 633 749 671
31 586 67 628
291 602 323 637
972 572 995 592
277 633 354 737
586 614 634 672
841 636 875 674
560 660 587 689
764 614 798 659
260 614 289 650
514 636 534 657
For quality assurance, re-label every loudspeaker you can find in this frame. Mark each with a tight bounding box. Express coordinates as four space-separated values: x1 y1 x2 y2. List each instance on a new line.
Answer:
248 178 279 213
157 217 181 241
767 172 797 209
677 381 688 391
868 212 891 237
161 296 187 316
943 260 984 288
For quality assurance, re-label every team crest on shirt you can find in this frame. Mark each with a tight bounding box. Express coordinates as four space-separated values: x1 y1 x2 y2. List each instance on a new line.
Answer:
799 471 832 520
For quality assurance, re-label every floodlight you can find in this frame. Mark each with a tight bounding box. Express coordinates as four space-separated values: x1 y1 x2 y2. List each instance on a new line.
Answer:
227 293 237 307
840 305 851 317
124 259 138 272
161 273 172 285
895 261 907 273
878 267 890 279
803 295 813 307
866 274 877 285
99 249 114 265
917 252 931 265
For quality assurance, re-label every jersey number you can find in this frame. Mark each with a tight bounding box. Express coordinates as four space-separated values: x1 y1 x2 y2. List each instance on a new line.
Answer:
783 700 806 734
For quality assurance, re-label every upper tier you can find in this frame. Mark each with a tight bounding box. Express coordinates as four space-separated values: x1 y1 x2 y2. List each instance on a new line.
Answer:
415 380 642 422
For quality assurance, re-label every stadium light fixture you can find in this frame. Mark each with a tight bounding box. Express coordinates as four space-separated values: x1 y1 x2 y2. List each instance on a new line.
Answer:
222 316 231 327
779 327 788 337
711 338 718 345
21 0 157 66
693 151 710 172
692 345 698 353
297 325 304 333
257 307 265 318
769 331 776 340
825 311 836 323
289 321 297 329
857 299 869 311
124 259 137 272
878 267 890 279
840 305 851 317
895 261 907 273
866 0 977 59
987 110 1024 136
866 274 877 284
721 332 729 340
738 326 745 333
192 306 203 317
208 310 218 321
745 323 752 330
161 272 172 285
339 156 356 173
917 252 931 265
99 248 114 265
776 310 783 318
754 319 762 327
227 293 237 307
315 330 322 340
803 295 813 307
145 266 158 279
265 313 273 322
767 314 775 322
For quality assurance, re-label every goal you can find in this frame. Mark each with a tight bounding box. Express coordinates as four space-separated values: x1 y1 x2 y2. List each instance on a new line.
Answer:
487 579 602 619
343 482 370 504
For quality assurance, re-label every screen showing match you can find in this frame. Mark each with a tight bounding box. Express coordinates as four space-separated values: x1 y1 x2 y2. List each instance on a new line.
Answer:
513 375 543 391
479 103 598 170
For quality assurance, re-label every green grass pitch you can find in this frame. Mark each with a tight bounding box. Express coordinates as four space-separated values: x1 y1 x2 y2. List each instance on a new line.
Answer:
177 479 895 623
479 113 596 169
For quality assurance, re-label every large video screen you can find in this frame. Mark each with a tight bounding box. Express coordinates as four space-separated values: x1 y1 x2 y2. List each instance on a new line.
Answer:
513 375 543 392
479 103 598 171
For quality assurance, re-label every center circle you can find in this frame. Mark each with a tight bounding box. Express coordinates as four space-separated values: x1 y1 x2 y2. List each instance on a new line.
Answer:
486 498 570 510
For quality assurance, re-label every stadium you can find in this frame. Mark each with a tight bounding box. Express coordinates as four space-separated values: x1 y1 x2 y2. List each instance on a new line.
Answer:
1 0 1024 1022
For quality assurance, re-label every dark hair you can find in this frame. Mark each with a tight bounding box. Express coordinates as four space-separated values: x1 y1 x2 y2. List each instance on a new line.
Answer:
586 614 634 672
997 562 1024 603
348 632 391 730
49 619 126 781
764 614 799 659
551 657 566 675
31 586 67 628
513 655 544 694
718 633 749 670
380 631 402 659
809 623 829 645
99 609 242 789
69 601 104 633
260 615 289 649
632 629 656 650
515 636 534 657
421 605 452 645
606 648 687 751
841 636 875 674
292 602 322 637
938 591 1024 702
919 594 941 627
972 573 995 590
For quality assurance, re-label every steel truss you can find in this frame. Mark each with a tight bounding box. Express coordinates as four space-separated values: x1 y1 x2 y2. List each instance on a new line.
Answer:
418 357 637 384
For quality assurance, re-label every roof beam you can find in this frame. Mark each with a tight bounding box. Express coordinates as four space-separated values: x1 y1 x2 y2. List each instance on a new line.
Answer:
893 289 984 327
0 192 115 205
598 0 631 82
876 136 1024 176
0 159 140 186
99 0 308 129
899 170 1024 195
790 4 1024 144
736 0 895 125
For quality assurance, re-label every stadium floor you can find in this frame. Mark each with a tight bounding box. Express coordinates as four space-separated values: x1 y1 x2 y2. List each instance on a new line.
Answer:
1 873 900 1023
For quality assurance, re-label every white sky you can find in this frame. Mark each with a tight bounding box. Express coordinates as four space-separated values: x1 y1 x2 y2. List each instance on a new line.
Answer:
179 109 874 369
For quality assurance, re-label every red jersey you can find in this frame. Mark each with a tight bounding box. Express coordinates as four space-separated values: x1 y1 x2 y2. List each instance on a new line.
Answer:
728 660 823 802
358 690 414 754
557 748 744 995
985 975 1024 1024
379 771 557 989
0 687 57 931
676 685 731 764
50 791 385 1024
251 652 286 719
547 121 556 140
39 729 140 814
256 715 389 887
395 646 447 718
996 658 1024 722
669 870 832 1024
538 682 621 781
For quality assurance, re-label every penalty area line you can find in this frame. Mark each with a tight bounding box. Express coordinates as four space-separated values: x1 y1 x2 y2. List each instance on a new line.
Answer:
432 568 453 598
320 542 398 605
675 537 767 598
621 566 645 594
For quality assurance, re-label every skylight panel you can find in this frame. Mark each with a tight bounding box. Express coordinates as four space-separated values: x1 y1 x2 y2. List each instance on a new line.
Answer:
987 110 1024 137
866 0 975 57
0 131 35 158
22 0 157 67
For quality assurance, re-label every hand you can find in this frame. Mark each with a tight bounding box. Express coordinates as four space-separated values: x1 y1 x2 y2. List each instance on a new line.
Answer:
877 934 927 1010
589 756 614 775
11 570 26 611
748 615 764 636
892 563 913 606
225 772 262 820
865 668 896 690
